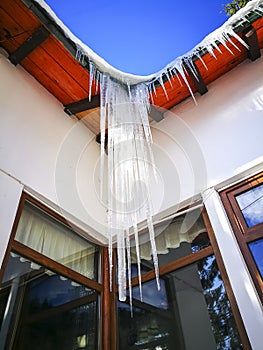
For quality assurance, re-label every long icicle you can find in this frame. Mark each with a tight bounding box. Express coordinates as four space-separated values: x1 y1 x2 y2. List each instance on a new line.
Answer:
100 77 160 304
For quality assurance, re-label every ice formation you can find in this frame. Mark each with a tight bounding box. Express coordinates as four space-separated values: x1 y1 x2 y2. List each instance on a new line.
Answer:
99 76 160 302
36 0 263 301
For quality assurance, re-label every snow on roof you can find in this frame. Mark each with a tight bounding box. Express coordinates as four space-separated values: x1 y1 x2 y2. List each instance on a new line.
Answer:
35 0 263 85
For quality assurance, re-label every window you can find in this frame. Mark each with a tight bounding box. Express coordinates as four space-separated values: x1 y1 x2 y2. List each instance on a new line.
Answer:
0 194 253 349
14 200 98 280
116 208 250 350
221 172 263 303
0 194 101 349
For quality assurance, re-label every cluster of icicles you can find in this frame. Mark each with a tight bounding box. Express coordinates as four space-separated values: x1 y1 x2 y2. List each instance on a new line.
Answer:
100 77 160 304
65 0 263 305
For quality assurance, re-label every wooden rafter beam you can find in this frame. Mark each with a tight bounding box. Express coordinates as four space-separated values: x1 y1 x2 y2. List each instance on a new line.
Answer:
149 105 164 122
64 94 100 115
64 95 164 122
243 26 261 61
9 26 50 65
184 61 208 96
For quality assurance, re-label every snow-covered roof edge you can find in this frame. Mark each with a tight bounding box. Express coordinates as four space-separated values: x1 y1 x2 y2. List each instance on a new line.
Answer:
32 0 263 85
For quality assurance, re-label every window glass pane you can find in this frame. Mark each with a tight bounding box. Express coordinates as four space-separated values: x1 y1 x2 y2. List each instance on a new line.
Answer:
129 271 169 309
131 208 210 269
249 238 263 279
0 288 9 326
0 252 98 350
15 201 99 280
235 183 263 228
118 255 242 350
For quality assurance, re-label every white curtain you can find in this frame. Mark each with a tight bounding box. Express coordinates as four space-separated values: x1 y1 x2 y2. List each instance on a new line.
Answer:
132 210 207 261
15 205 96 280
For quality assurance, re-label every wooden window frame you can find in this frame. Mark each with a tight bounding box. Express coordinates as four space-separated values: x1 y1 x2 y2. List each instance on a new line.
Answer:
0 194 253 350
0 192 105 349
113 207 252 350
220 171 263 303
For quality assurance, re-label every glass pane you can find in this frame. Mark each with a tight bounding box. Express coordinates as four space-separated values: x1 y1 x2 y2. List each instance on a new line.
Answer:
249 238 263 279
0 252 98 350
235 183 263 228
129 272 168 309
118 255 242 350
15 201 99 280
0 288 9 326
130 208 210 269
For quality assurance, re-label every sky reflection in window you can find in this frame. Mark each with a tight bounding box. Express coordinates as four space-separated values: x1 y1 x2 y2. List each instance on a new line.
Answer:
236 184 263 228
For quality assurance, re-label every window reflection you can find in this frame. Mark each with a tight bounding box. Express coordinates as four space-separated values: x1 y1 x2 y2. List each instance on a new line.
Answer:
235 183 263 228
130 271 168 310
118 255 242 350
249 238 263 279
0 252 98 350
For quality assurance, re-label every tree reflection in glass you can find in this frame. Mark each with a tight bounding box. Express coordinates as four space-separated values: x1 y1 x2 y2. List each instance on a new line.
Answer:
118 249 242 350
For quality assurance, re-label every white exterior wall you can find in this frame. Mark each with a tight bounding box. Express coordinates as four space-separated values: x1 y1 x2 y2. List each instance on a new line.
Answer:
151 54 263 215
0 52 107 245
0 49 262 347
0 172 23 268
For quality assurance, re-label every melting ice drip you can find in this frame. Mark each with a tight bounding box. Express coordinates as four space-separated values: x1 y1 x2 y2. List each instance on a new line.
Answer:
99 76 160 304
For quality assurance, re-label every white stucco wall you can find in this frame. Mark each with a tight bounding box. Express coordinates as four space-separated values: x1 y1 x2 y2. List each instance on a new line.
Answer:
151 52 263 215
0 171 23 268
0 51 107 245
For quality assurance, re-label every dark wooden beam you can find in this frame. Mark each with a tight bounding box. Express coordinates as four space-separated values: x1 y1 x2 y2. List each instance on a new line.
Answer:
64 94 100 115
9 26 50 65
243 26 261 61
65 94 164 122
149 104 164 122
184 60 208 95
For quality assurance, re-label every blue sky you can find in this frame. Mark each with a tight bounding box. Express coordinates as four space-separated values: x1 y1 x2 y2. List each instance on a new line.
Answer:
45 0 228 75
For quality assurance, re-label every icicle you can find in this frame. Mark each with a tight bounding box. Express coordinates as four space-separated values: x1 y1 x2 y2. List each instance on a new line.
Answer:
117 227 126 301
89 61 95 101
100 77 160 304
148 83 155 104
95 69 101 95
152 81 157 96
99 74 109 198
194 52 208 71
133 222 143 301
184 58 199 81
217 35 235 55
127 80 131 100
228 27 249 50
75 46 81 62
107 131 114 290
126 228 133 315
147 215 160 290
75 44 85 65
157 74 169 100
174 61 197 104
172 67 183 86
166 69 174 88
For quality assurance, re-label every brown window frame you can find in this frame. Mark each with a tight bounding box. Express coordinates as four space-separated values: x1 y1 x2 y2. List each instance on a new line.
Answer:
220 171 263 304
0 192 104 349
0 193 254 350
113 207 252 350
